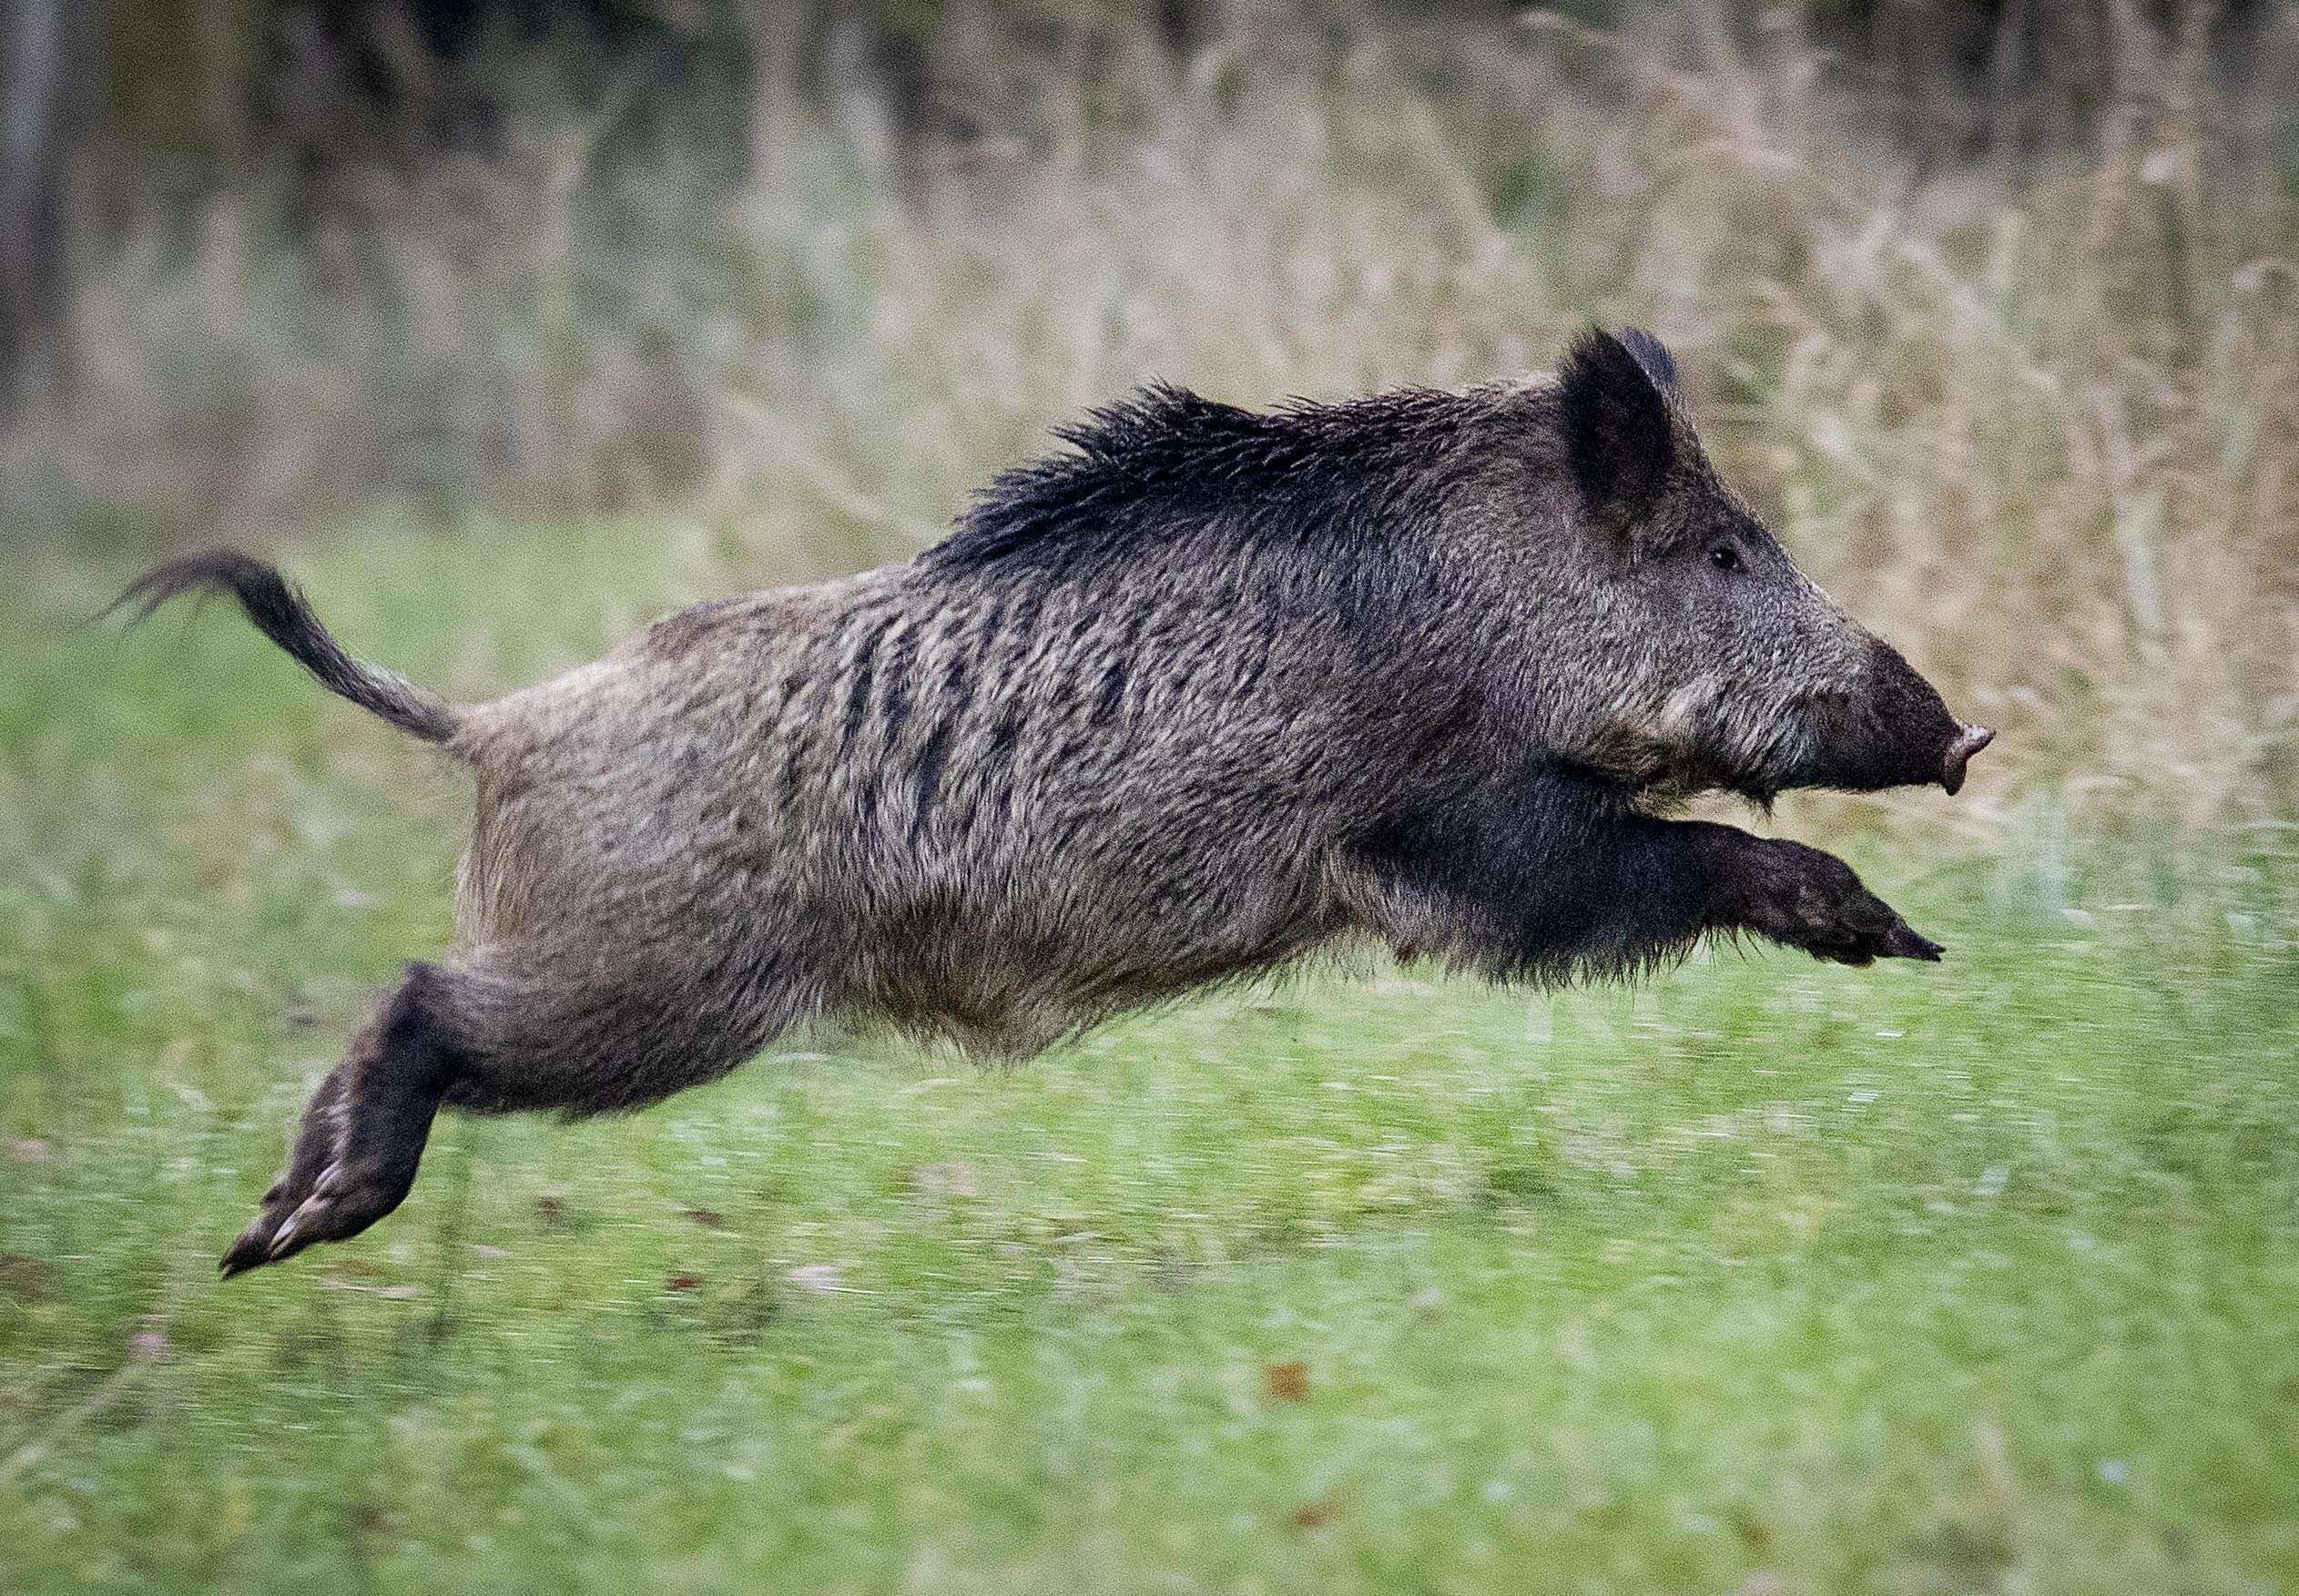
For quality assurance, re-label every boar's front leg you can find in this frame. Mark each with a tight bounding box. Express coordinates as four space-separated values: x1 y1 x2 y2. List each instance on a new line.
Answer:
1697 832 1941 967
1347 764 1940 977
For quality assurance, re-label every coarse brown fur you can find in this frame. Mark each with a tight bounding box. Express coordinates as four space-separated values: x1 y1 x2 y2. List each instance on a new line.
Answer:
119 329 1990 1276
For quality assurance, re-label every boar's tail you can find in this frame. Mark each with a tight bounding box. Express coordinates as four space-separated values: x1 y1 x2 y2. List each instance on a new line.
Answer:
111 549 461 747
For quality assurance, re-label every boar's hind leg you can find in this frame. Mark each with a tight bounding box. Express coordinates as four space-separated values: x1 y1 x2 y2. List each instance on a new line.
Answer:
220 965 463 1277
430 962 809 1117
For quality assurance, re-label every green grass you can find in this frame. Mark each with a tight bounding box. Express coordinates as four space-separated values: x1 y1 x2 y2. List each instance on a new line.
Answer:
4 529 2296 1595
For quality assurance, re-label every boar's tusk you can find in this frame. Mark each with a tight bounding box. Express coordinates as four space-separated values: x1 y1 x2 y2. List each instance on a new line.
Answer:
1940 725 1994 795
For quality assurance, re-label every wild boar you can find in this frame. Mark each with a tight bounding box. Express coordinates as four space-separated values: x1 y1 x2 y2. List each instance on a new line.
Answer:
119 327 1990 1276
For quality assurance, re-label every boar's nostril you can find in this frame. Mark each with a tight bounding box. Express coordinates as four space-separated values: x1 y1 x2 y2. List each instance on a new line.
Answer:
1940 724 1994 795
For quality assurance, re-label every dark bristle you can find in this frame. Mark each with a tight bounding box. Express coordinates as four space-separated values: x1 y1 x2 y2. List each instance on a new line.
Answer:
922 381 1478 576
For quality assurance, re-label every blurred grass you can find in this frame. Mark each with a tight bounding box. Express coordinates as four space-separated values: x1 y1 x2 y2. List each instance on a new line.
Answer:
4 529 2297 1593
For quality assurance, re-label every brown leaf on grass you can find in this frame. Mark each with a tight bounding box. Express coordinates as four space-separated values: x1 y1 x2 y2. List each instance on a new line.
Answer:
682 1207 727 1229
534 1194 567 1227
1263 1361 1309 1402
666 1273 704 1292
1289 1498 1338 1530
350 1501 397 1541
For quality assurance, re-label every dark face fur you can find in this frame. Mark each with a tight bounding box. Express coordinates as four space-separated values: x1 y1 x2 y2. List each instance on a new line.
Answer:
1486 330 1990 804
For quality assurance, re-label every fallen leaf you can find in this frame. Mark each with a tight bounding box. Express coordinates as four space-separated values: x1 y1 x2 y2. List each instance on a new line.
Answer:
1263 1361 1309 1402
666 1273 704 1292
682 1207 727 1229
1289 1499 1338 1530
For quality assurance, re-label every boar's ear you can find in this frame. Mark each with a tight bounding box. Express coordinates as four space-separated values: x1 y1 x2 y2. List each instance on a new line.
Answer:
1559 327 1675 534
1614 327 1678 398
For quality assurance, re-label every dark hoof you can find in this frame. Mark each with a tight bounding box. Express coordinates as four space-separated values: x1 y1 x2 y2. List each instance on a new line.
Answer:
1806 910 1942 969
221 1175 317 1278
219 1217 284 1279
1877 921 1945 962
220 1156 418 1279
1737 840 1946 970
260 1160 415 1266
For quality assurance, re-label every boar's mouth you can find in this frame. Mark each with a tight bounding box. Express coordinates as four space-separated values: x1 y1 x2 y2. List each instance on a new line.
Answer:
1573 666 1991 804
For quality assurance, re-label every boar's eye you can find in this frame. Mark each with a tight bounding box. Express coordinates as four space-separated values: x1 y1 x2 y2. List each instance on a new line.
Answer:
1707 544 1743 573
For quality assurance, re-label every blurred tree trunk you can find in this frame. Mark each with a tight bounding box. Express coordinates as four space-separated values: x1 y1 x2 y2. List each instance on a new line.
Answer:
1154 0 1216 66
0 0 84 418
745 0 809 198
1986 0 2029 164
870 18 931 209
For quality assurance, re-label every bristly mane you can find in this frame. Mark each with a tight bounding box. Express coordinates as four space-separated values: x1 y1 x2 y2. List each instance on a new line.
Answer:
922 381 1484 574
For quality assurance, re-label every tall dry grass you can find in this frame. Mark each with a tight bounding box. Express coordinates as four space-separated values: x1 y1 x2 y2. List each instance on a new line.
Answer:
707 10 2299 855
7 6 2296 855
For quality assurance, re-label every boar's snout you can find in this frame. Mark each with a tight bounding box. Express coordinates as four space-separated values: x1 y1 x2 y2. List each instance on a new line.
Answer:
1857 635 1989 797
1797 637 1988 798
1939 723 1994 796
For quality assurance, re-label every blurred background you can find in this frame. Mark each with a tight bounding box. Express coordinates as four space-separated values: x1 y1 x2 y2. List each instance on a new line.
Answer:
3 0 2296 837
6 13 2299 1588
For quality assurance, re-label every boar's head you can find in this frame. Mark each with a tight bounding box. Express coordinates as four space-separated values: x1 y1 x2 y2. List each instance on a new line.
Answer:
1483 328 1989 805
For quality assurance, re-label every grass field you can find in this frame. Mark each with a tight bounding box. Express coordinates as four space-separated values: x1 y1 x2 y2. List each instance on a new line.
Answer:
4 528 2296 1594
